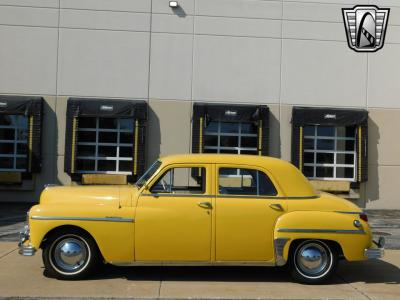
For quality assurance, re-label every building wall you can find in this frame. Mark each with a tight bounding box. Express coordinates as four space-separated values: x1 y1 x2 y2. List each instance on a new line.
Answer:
0 0 399 208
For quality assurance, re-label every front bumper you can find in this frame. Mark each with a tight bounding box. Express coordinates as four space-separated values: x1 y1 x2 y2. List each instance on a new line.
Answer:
364 236 385 259
18 225 36 256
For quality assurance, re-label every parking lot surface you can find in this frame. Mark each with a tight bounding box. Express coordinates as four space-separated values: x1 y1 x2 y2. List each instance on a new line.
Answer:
0 204 399 299
0 242 399 300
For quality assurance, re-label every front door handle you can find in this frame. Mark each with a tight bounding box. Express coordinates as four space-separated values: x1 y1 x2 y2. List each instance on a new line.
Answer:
269 203 284 211
197 202 213 209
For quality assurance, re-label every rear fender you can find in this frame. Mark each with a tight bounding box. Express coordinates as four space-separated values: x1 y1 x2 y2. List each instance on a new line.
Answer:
274 211 372 264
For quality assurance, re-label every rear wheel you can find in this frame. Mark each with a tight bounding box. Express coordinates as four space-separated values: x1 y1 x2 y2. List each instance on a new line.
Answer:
289 240 338 284
42 228 99 280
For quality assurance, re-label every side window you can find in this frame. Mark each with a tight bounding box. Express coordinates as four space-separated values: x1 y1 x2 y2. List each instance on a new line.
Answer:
218 168 277 196
151 167 206 194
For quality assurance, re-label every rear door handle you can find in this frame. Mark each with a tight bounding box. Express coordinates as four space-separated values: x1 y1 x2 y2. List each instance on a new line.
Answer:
269 203 284 211
197 202 213 209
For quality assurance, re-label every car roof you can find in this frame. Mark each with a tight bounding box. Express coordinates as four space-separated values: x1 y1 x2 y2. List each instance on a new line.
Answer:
158 154 317 197
159 153 283 166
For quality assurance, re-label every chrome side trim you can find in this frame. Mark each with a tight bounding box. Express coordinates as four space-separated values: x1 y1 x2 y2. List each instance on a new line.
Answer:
110 261 276 267
142 193 320 200
31 216 135 223
274 237 290 266
217 195 320 200
278 228 365 234
335 211 362 215
144 194 213 198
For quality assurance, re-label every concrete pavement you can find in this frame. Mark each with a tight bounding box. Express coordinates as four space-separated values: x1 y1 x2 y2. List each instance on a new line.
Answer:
0 242 399 300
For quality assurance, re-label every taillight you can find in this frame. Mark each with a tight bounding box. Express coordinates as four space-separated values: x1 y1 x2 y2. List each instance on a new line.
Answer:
360 213 368 222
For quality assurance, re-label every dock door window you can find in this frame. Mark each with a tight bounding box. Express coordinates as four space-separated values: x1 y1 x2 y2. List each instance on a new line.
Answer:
0 96 43 175
302 125 356 181
292 107 368 183
76 117 134 174
204 121 258 155
64 98 148 181
192 103 270 156
0 115 28 172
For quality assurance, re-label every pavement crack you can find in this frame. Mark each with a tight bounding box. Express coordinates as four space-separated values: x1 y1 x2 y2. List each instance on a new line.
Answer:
336 273 372 300
158 268 163 299
0 247 17 260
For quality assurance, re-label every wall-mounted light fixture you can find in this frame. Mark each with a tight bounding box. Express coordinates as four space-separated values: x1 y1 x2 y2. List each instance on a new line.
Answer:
169 1 179 8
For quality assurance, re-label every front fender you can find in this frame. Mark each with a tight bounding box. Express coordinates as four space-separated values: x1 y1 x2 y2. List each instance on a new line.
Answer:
274 211 372 263
28 204 135 263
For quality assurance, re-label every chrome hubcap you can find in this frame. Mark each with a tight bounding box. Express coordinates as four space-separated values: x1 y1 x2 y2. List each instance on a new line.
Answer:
296 242 329 277
53 237 88 272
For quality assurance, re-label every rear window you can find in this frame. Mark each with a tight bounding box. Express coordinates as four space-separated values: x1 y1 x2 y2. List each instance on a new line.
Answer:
218 168 277 196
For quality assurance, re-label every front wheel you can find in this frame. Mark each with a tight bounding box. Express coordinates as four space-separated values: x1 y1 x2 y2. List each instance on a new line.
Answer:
42 229 100 280
289 240 338 284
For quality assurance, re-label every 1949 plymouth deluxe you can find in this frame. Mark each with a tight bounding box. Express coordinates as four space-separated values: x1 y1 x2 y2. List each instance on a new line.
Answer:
19 154 384 284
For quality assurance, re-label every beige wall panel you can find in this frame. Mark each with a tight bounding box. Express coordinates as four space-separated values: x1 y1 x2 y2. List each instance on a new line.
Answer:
0 26 58 95
0 6 58 27
56 155 72 186
42 96 57 156
385 26 400 44
366 165 400 209
288 0 368 4
195 16 281 38
283 21 345 41
193 35 281 103
57 29 150 98
268 104 281 159
149 33 193 100
55 97 68 156
60 9 150 31
196 0 282 19
369 2 400 26
368 44 400 109
0 0 58 7
152 0 194 15
368 108 400 166
283 2 376 22
152 14 194 34
281 39 367 107
147 99 192 165
283 1 344 23
279 105 293 162
60 0 150 12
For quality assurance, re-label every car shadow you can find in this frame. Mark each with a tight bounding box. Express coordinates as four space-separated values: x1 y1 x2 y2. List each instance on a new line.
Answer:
45 259 399 284
337 259 400 284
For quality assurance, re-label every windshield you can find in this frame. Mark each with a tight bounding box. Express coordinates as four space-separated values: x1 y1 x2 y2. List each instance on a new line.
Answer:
135 160 162 188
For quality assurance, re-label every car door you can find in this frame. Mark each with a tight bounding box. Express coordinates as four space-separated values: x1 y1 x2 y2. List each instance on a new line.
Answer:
215 164 287 262
135 164 213 262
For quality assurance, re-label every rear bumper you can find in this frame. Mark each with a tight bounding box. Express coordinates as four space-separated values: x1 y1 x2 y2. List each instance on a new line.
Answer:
18 225 36 256
364 236 385 259
364 247 384 259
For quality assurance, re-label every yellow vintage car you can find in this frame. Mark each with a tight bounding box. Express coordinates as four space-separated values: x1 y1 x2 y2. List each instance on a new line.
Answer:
19 154 384 284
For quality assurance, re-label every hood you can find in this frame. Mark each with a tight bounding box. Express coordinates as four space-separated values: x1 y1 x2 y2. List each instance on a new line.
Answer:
40 185 122 207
